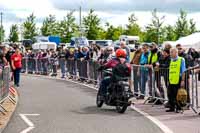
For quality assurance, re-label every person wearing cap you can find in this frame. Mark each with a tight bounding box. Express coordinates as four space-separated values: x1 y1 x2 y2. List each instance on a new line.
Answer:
167 48 186 112
146 42 161 102
155 48 171 104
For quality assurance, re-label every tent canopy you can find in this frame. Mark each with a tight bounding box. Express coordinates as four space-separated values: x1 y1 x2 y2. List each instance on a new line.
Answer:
175 32 200 49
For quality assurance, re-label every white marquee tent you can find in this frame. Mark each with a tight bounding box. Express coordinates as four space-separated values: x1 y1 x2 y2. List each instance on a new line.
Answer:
163 32 200 49
175 32 200 49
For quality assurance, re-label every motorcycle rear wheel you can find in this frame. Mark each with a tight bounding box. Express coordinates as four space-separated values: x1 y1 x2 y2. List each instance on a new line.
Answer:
96 92 104 108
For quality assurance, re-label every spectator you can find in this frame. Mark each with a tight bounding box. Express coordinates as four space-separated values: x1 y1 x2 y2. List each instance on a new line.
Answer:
156 48 171 104
106 47 115 61
11 47 22 87
164 43 172 50
58 47 66 78
5 46 15 66
176 44 192 106
147 42 161 102
131 48 142 97
167 48 186 112
50 50 58 77
120 41 130 62
138 44 150 99
0 46 5 68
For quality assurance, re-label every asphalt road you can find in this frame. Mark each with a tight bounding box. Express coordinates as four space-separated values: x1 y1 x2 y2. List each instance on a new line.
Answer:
3 75 163 133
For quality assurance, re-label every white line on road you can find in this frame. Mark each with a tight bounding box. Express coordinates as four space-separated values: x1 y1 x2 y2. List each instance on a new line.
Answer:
19 114 40 133
20 127 34 133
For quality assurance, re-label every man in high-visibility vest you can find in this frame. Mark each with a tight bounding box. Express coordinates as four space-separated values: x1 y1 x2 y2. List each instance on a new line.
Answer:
146 42 161 103
166 48 186 112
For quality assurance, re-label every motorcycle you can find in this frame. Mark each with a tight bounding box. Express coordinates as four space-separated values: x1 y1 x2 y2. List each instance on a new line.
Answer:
96 69 133 113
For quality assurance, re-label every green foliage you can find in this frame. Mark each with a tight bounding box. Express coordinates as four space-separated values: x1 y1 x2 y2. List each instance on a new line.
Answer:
163 25 176 41
174 9 197 40
83 9 102 40
9 9 198 44
41 14 57 36
58 11 78 43
189 19 197 34
22 13 38 40
143 9 165 44
105 22 123 41
0 26 5 42
174 10 189 40
125 13 141 36
9 24 19 42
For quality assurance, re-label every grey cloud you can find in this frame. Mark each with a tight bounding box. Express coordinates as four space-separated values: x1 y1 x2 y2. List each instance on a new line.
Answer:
50 0 200 13
0 10 44 23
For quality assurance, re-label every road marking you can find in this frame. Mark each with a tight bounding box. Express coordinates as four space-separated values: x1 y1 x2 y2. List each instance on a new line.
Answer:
24 74 174 133
19 114 40 133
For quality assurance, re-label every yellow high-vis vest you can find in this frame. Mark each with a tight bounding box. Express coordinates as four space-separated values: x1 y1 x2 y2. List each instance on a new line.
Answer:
169 57 182 85
148 52 158 64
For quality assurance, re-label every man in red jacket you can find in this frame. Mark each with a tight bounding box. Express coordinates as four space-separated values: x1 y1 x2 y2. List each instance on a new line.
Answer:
11 47 22 87
98 49 131 96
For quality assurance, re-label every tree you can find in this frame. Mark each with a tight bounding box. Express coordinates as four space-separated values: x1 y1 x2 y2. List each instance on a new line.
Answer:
83 9 101 40
144 9 165 44
105 22 123 41
58 11 78 43
163 25 176 41
189 19 197 34
41 14 57 36
8 24 19 42
125 13 141 36
0 26 5 42
174 10 190 40
22 13 38 40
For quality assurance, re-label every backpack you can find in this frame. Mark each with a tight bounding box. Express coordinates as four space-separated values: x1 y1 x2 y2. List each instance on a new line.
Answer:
112 59 130 81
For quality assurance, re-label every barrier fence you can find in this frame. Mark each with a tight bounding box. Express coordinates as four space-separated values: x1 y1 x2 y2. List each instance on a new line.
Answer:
21 57 200 115
0 66 10 103
0 66 17 115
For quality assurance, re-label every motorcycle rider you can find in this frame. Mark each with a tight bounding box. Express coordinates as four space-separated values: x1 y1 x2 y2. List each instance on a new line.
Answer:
98 49 131 97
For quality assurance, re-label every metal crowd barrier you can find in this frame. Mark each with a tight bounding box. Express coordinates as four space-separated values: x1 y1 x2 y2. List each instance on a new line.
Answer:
187 66 200 115
22 57 54 75
131 64 166 104
131 64 200 114
131 65 174 105
0 66 10 103
0 66 12 114
73 59 99 83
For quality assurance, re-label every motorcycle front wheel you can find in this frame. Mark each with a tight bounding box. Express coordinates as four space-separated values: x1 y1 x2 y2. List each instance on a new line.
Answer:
116 102 128 113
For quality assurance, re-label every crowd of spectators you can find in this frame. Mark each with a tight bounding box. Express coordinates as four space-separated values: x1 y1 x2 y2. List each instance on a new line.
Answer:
1 41 200 112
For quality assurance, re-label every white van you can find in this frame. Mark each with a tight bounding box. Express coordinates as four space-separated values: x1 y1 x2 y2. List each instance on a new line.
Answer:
119 35 139 49
32 42 57 50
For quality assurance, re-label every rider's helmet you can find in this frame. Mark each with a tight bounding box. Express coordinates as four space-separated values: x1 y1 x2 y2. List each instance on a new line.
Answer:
115 49 126 58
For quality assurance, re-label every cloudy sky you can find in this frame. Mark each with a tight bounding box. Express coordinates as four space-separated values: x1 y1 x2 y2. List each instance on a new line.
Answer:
0 0 200 39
